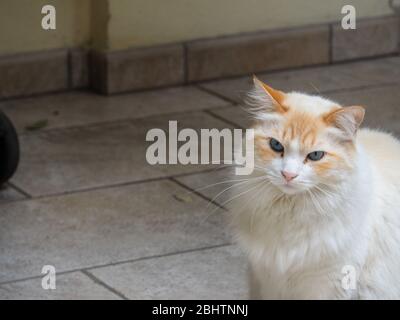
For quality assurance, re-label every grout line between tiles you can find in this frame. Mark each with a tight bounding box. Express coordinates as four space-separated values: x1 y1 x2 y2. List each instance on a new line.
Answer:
321 81 399 96
17 110 200 137
16 102 232 137
0 243 232 286
84 243 232 272
203 109 244 129
169 177 227 210
196 85 239 105
6 182 32 199
81 270 129 300
7 167 229 203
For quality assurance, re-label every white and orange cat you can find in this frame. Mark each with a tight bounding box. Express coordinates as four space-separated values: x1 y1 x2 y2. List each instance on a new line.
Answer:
230 76 400 299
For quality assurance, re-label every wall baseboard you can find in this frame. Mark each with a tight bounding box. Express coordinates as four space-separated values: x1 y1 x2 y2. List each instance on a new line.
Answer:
0 48 88 100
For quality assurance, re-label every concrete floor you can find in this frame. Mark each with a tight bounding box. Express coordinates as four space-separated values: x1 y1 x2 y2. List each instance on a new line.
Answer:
0 56 400 299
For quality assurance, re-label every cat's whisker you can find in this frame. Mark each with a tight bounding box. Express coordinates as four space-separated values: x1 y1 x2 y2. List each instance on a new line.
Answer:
197 176 270 226
236 179 273 214
309 82 321 94
205 176 267 210
218 179 269 209
205 174 271 208
189 177 261 194
313 185 335 198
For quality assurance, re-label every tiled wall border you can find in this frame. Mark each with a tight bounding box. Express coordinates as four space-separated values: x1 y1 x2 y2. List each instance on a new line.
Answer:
0 15 399 99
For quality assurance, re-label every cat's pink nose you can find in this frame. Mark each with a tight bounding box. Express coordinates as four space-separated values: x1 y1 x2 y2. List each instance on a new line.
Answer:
281 171 298 182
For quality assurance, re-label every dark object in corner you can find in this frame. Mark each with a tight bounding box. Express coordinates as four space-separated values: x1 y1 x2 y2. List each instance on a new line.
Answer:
0 111 19 185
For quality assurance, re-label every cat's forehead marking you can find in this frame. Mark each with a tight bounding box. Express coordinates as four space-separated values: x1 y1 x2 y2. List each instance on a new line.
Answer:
282 111 322 148
279 92 340 149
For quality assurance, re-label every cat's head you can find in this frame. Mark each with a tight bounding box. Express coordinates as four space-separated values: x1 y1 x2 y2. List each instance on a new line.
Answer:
247 76 365 195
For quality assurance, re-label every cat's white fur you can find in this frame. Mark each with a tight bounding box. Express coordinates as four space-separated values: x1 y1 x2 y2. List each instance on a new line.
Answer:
230 85 400 299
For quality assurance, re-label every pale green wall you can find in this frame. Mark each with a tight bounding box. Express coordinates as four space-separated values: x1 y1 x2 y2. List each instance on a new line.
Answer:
107 0 393 50
0 0 91 55
0 0 394 54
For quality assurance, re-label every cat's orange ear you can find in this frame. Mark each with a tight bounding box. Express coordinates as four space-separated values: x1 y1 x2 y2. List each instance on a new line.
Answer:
252 76 288 113
324 106 365 139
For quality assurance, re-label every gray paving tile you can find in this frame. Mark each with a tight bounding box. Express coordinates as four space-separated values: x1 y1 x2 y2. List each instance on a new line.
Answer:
0 272 120 300
0 87 230 133
175 168 236 206
0 184 26 202
384 56 400 67
199 57 400 103
342 56 400 86
327 84 400 137
208 106 253 129
11 112 232 196
0 180 227 283
89 245 247 299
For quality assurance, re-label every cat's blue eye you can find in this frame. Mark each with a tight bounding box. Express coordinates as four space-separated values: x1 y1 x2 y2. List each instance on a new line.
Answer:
307 151 325 161
269 138 284 153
